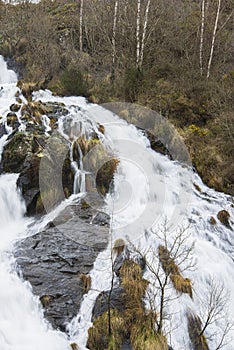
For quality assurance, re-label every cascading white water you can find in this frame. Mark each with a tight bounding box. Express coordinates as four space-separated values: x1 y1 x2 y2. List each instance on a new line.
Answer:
0 56 69 350
0 56 233 350
34 91 234 350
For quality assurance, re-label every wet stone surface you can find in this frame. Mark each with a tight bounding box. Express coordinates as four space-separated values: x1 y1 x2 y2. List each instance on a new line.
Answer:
15 200 109 332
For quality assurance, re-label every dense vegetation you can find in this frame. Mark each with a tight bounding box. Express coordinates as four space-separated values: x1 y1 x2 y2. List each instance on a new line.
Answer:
0 0 233 194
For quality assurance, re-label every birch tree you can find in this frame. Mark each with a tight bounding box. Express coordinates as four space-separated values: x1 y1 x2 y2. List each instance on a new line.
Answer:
79 0 84 52
111 0 119 81
199 0 205 76
139 0 151 69
136 0 141 70
206 0 221 78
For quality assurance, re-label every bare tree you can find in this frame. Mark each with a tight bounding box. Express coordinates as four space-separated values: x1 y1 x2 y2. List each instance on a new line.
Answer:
197 278 233 350
132 223 195 334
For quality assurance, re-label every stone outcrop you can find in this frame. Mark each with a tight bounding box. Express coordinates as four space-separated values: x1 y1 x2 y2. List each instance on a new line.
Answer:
15 199 109 331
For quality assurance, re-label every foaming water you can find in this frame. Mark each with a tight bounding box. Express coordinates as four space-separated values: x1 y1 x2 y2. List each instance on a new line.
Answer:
0 55 233 350
0 56 70 350
0 175 69 350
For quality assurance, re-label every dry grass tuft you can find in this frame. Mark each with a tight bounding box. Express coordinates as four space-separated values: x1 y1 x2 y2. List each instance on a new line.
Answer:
113 239 125 256
158 245 193 298
87 258 168 349
158 245 180 275
170 274 193 298
79 274 91 293
209 216 217 225
87 309 125 350
131 318 168 350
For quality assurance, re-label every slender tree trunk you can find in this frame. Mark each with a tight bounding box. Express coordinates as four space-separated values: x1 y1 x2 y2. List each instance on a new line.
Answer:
111 0 119 82
139 0 151 70
200 0 205 76
207 0 221 78
136 0 141 69
79 0 84 52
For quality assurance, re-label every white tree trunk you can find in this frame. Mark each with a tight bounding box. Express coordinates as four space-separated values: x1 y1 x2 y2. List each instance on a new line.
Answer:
136 0 141 69
199 0 205 76
112 0 119 79
207 0 221 78
139 0 151 69
79 0 84 52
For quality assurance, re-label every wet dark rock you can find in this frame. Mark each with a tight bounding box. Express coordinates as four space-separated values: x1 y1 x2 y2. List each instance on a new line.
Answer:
10 103 21 112
92 287 125 321
143 129 173 159
0 123 7 137
43 101 69 119
113 247 146 277
17 154 42 215
1 131 32 173
15 203 109 332
92 211 109 226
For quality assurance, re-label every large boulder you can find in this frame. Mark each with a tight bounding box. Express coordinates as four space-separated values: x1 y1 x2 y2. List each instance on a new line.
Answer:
1 131 33 173
0 124 74 215
15 200 109 332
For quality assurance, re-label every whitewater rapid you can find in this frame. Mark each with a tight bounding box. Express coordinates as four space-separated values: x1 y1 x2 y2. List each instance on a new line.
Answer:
34 90 234 350
0 55 233 350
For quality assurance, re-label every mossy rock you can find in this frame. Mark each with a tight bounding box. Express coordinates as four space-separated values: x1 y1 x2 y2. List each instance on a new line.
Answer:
1 132 31 173
10 103 21 112
217 210 231 229
6 112 20 129
21 101 50 123
209 216 217 225
96 158 119 196
17 81 37 101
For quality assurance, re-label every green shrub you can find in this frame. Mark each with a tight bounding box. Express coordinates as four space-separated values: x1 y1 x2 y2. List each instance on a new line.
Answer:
124 67 143 102
60 64 88 96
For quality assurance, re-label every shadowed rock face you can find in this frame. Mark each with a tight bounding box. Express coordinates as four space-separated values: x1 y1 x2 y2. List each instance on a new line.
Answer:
15 200 109 332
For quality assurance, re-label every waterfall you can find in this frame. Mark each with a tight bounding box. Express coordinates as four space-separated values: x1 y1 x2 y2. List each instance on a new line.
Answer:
0 55 233 350
0 56 70 350
34 91 234 350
